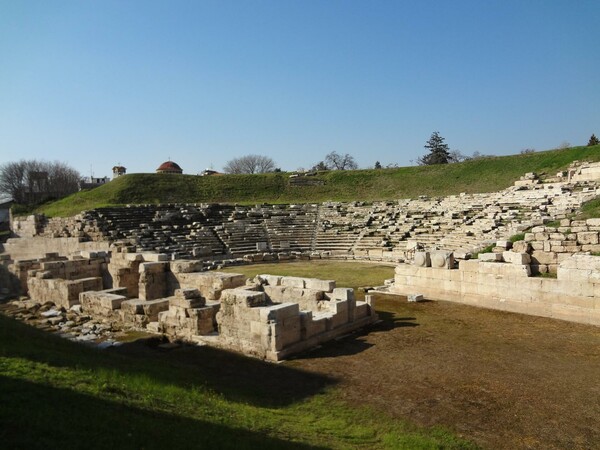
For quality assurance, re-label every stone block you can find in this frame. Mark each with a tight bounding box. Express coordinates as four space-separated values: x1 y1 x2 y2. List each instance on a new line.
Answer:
260 303 300 322
170 260 203 273
496 240 512 249
430 251 454 269
175 288 202 299
407 294 424 302
142 299 170 321
170 295 205 309
99 293 127 311
142 253 169 262
502 251 531 265
478 253 503 262
331 287 354 301
560 219 572 227
139 262 168 274
577 232 599 245
512 241 531 253
304 278 335 292
280 276 305 288
459 260 480 272
330 300 349 327
413 251 431 267
354 302 369 319
258 274 282 286
531 251 558 265
121 299 144 315
300 311 327 339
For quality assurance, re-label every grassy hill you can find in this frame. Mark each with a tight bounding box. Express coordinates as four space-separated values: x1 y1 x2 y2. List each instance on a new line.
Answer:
32 144 600 217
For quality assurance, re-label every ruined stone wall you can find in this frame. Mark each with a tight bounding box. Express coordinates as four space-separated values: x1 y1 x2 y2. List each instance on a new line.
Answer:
0 256 20 299
11 214 42 237
7 178 598 263
524 218 600 273
2 236 110 261
28 276 103 309
216 276 377 361
391 255 600 326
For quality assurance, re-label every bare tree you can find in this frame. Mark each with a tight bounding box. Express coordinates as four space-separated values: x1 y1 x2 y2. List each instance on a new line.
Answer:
0 159 80 204
223 155 276 174
324 152 358 170
448 150 468 163
311 161 329 171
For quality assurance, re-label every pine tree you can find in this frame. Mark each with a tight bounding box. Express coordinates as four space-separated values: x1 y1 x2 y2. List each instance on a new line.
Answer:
588 134 599 146
418 131 450 165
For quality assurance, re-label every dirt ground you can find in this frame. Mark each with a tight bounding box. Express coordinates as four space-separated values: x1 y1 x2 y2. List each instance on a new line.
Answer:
290 294 600 449
4 286 599 449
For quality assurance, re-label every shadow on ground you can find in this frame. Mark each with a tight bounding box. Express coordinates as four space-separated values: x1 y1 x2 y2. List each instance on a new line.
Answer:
295 311 419 360
0 376 324 450
0 315 336 409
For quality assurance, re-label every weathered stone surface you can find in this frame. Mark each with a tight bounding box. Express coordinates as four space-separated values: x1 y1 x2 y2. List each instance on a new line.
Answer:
502 251 531 265
478 253 503 262
430 251 454 269
577 232 599 245
413 252 431 267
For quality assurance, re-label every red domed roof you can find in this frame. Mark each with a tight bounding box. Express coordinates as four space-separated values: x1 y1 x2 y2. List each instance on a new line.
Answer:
156 161 183 173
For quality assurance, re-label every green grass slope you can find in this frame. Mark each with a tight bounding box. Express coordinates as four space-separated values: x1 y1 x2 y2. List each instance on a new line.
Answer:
36 144 600 217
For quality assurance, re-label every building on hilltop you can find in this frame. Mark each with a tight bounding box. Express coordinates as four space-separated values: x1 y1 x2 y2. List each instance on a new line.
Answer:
0 198 14 232
79 176 110 190
156 161 183 174
200 169 222 176
112 166 127 179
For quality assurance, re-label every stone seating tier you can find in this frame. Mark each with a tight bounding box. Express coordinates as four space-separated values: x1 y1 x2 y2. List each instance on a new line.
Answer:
10 182 600 262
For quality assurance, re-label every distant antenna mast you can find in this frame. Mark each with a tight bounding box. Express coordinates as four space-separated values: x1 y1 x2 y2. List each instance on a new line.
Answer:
90 164 94 178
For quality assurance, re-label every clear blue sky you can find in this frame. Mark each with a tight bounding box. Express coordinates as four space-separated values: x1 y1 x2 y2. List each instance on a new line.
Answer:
1 0 599 177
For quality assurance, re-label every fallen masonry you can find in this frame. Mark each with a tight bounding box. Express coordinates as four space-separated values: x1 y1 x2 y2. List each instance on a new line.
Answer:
2 251 377 361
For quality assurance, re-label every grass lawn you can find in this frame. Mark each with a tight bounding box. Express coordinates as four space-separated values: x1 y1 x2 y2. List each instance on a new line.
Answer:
222 260 396 300
0 261 474 450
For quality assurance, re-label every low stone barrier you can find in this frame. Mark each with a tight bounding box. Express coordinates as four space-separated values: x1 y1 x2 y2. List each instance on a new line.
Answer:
391 254 600 326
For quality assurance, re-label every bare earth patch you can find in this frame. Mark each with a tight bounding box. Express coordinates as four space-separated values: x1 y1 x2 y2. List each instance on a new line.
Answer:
290 294 600 450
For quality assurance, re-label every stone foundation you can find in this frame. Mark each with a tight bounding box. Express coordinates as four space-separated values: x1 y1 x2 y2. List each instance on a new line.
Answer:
215 275 377 361
390 254 600 326
5 250 377 360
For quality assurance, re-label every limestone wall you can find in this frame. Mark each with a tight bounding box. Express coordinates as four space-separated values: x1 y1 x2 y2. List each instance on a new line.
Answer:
523 218 600 273
391 255 600 326
157 288 219 340
28 276 103 309
2 236 110 260
0 257 20 299
216 276 378 361
11 215 42 237
7 177 598 263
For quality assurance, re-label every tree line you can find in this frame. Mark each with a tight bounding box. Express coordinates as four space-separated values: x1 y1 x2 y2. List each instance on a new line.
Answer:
3 132 598 203
0 160 80 204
